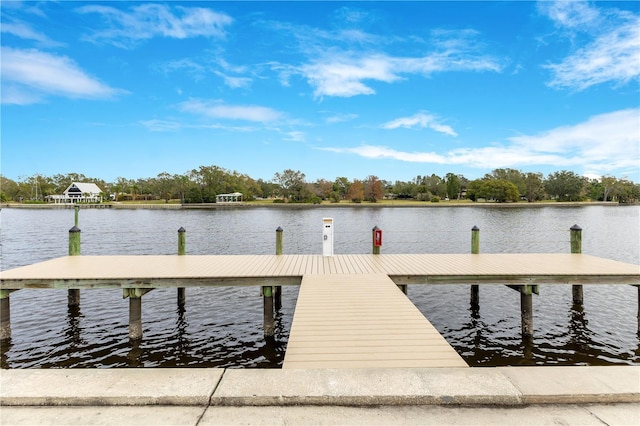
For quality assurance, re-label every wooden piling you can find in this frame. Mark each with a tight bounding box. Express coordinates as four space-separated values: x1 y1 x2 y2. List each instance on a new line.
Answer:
177 227 186 307
263 285 275 336
636 285 640 336
637 285 640 335
74 205 79 227
0 291 10 340
520 286 534 338
570 225 584 305
274 227 283 310
68 226 81 307
129 296 143 340
470 226 480 308
372 226 381 255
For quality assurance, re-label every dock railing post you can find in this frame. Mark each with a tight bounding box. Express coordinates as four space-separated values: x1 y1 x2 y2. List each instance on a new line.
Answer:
274 227 283 311
68 225 81 307
177 227 186 307
570 225 583 305
471 226 480 309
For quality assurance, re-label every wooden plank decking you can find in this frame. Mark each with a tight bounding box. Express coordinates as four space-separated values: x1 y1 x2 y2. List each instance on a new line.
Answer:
2 254 639 288
283 274 468 369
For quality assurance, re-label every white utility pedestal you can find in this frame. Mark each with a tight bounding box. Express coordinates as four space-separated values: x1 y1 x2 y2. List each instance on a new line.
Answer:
322 218 334 256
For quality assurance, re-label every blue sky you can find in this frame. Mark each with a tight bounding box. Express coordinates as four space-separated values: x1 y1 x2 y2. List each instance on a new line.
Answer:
2 1 639 183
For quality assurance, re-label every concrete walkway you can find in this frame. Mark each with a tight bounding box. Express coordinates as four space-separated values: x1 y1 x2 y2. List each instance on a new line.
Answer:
1 366 638 425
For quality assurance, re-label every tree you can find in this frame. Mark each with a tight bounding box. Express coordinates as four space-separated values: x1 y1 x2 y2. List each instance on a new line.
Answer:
364 175 383 202
466 179 519 202
545 170 586 201
600 175 617 202
314 179 334 200
489 168 526 196
348 179 364 203
466 179 483 202
424 174 446 198
333 177 350 200
156 172 173 203
445 173 461 200
611 179 640 203
482 179 519 202
524 172 545 202
273 169 306 202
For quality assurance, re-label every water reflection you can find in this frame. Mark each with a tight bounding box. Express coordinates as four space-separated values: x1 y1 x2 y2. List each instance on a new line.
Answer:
66 305 84 347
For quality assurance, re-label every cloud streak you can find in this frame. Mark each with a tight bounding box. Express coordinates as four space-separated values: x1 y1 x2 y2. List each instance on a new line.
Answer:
323 109 639 175
179 99 284 123
382 112 457 136
300 48 502 98
1 47 125 104
0 22 63 47
542 1 640 91
269 23 503 98
76 3 233 47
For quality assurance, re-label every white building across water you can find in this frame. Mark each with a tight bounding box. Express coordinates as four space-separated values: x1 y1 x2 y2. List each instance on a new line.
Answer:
216 192 243 203
48 182 104 204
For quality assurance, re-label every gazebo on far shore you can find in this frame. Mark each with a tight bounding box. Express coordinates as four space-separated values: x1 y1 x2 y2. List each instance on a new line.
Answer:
216 192 243 203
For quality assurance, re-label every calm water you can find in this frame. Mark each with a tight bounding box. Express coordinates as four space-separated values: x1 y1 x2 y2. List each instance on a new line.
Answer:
1 205 639 368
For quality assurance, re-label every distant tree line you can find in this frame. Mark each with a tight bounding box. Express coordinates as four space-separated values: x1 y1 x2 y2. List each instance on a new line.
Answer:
1 167 639 204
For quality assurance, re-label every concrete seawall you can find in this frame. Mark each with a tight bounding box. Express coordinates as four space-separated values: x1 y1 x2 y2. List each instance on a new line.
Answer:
1 366 638 425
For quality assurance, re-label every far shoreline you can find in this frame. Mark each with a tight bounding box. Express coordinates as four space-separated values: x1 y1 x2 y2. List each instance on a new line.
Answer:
0 201 631 210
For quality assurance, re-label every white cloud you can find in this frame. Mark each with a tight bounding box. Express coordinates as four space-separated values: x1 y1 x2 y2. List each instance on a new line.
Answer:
325 113 358 124
213 71 252 89
139 119 182 132
540 1 601 29
265 18 502 98
0 22 63 47
301 54 399 98
542 2 640 90
179 99 283 123
298 41 502 98
382 112 457 137
283 131 305 142
1 47 125 104
76 3 232 47
322 109 639 176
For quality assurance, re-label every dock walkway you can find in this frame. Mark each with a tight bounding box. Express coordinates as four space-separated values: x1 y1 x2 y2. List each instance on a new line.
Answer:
2 253 639 367
284 274 467 368
2 253 638 287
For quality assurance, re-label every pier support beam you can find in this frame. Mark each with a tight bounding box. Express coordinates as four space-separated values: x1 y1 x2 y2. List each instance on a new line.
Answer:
123 289 151 340
129 297 142 341
263 286 275 336
470 226 480 309
177 227 186 308
274 227 283 310
521 290 533 338
570 225 584 305
1 291 11 341
507 284 538 338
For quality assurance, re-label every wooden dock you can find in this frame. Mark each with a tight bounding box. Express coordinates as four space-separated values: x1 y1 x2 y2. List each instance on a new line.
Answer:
283 274 467 368
2 253 639 367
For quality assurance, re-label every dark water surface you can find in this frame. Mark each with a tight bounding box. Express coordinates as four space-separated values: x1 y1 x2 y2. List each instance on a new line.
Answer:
1 205 639 368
